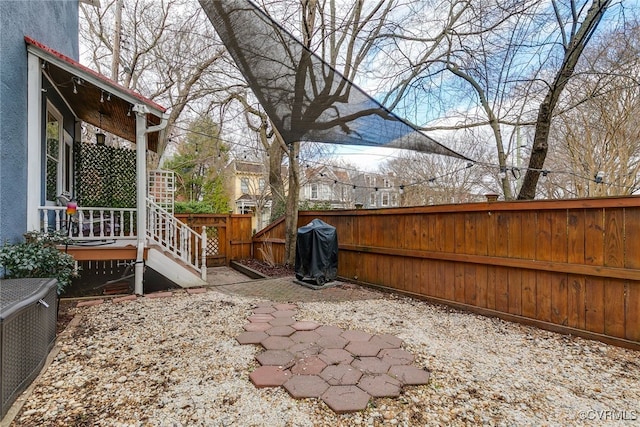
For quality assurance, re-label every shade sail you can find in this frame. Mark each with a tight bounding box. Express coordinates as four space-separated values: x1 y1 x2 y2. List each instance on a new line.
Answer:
199 0 469 160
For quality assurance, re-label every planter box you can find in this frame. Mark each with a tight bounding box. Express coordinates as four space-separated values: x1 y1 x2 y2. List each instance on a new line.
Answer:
0 278 57 418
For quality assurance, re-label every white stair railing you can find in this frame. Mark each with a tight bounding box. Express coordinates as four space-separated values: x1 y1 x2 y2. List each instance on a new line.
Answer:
146 198 207 281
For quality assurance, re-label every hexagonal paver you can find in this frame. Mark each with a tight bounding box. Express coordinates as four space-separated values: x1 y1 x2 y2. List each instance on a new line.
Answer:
236 331 268 345
320 364 363 386
243 322 272 332
351 357 391 374
283 375 329 398
319 348 354 365
291 356 327 375
341 330 373 342
248 314 275 323
250 366 292 387
317 334 348 349
345 341 384 357
254 301 275 308
315 325 344 336
261 336 295 350
268 317 296 326
357 374 401 397
252 306 275 314
291 321 320 331
272 309 297 318
321 385 370 413
265 326 296 337
388 365 431 386
288 343 323 359
273 303 297 311
255 349 295 367
290 331 321 344
369 334 403 349
379 348 414 365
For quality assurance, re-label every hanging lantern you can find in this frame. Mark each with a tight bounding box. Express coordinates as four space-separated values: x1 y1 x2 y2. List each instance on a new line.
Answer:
96 112 106 145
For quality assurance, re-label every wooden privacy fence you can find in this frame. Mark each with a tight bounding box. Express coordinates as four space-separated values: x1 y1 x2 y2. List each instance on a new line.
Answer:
253 196 640 349
175 214 253 266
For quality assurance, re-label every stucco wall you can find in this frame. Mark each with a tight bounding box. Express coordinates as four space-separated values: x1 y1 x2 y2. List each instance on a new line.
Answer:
0 1 78 244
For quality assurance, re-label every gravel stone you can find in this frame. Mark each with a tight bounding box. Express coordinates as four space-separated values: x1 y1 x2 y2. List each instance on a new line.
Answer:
11 289 640 427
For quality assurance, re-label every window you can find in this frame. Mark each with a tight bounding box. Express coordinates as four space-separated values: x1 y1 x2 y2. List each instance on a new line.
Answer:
382 192 389 206
45 104 72 202
241 178 249 194
311 183 318 199
259 178 265 191
392 194 398 206
369 192 376 206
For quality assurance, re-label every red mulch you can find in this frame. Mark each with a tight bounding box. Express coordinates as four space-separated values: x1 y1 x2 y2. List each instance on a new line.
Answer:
237 259 295 278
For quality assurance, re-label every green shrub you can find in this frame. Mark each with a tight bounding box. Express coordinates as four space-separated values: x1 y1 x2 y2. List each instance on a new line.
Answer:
175 200 228 214
0 231 79 293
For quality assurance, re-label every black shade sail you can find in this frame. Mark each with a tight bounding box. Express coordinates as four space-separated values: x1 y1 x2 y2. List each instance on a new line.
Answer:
199 0 469 160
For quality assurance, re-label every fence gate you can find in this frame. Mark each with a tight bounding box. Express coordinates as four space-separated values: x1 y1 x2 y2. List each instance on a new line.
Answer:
175 214 228 267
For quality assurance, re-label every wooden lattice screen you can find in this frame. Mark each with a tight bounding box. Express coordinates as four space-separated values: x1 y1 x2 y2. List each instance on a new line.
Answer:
74 142 136 207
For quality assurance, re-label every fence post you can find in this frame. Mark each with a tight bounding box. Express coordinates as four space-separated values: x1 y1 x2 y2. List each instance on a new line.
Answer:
201 226 207 281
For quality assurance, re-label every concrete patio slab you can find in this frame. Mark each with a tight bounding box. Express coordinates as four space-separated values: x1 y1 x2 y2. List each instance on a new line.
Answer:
357 374 402 397
290 356 327 375
250 366 292 387
261 336 295 350
236 331 269 345
283 375 329 399
255 350 295 367
321 385 370 413
388 365 431 386
320 364 363 386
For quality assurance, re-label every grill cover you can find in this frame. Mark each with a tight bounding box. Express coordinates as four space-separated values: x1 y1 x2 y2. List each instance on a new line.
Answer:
294 219 338 286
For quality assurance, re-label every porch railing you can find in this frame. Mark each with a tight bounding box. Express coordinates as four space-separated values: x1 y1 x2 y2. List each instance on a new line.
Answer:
146 198 207 280
38 206 137 240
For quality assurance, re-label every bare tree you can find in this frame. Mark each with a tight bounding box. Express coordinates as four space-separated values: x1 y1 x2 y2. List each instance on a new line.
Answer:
369 0 619 200
79 0 227 161
381 137 491 206
542 19 640 198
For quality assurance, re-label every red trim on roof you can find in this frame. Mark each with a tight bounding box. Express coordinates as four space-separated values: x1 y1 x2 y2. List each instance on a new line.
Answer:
25 36 167 113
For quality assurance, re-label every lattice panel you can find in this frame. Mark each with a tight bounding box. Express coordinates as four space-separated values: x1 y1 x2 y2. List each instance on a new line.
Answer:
148 170 175 213
74 142 136 207
206 227 220 256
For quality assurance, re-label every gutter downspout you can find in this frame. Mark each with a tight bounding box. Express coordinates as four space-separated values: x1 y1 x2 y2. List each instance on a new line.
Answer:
133 104 168 295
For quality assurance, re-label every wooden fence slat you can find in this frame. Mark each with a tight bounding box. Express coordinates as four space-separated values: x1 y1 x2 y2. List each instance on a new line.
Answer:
567 210 586 329
604 279 625 337
475 212 489 308
626 208 640 269
494 213 509 312
627 281 640 341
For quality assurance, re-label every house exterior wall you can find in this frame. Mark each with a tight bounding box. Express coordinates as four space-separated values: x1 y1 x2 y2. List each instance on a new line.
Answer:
0 1 79 244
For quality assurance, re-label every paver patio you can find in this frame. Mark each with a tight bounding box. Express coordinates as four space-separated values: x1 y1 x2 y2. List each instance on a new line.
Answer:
237 301 431 413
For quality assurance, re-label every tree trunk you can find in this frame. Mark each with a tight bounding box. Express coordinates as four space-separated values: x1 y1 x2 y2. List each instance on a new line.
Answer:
268 141 286 222
284 142 300 266
517 0 612 199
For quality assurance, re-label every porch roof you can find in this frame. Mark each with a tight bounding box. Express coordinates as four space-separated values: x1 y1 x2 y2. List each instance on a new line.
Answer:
25 36 167 152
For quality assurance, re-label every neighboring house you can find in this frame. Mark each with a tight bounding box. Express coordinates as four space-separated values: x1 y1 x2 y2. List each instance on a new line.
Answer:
300 165 353 209
0 1 206 293
226 160 271 231
351 172 401 209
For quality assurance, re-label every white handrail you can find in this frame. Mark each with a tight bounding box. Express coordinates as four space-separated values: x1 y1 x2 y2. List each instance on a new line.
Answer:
146 198 207 280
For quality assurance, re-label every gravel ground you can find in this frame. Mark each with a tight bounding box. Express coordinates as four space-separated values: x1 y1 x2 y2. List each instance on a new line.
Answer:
11 288 640 426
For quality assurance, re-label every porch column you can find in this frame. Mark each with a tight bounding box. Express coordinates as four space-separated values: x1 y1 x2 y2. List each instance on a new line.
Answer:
133 105 148 295
26 53 42 231
133 105 169 295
